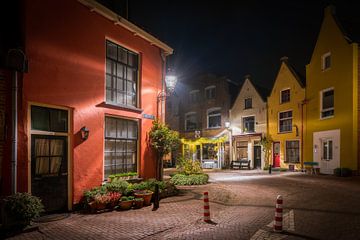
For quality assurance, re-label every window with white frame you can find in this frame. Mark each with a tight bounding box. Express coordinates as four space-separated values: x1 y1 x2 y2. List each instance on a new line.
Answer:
322 52 331 71
205 86 216 100
279 110 292 133
280 89 290 103
106 40 138 107
104 117 138 179
321 89 334 118
322 139 333 160
189 90 200 103
242 116 255 133
207 108 221 128
185 112 197 131
285 140 300 163
244 98 252 109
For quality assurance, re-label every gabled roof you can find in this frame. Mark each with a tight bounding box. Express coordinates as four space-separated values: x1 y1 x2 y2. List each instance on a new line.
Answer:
280 57 306 88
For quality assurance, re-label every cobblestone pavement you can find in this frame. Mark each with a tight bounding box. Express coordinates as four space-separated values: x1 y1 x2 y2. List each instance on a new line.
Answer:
7 171 360 240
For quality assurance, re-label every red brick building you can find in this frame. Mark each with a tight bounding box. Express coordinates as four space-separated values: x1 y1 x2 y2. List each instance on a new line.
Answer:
0 0 172 212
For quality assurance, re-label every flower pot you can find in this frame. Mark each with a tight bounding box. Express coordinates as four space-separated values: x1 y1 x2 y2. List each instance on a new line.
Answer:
96 202 107 210
119 200 133 210
134 191 153 206
133 199 144 209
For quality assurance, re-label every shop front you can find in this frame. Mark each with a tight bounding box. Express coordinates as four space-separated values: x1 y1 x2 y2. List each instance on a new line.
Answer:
232 133 264 169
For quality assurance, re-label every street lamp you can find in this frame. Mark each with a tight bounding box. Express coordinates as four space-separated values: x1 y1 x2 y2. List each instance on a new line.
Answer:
157 72 178 120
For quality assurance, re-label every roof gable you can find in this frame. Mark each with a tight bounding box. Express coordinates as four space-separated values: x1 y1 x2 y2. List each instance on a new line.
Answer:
231 77 266 111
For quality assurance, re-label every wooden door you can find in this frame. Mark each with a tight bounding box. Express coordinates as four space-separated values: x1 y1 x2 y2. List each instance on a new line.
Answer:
273 142 280 167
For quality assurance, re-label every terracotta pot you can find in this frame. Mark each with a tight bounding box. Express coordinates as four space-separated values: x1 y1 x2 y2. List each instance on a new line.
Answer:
133 199 144 209
119 200 133 210
134 191 153 206
96 202 107 210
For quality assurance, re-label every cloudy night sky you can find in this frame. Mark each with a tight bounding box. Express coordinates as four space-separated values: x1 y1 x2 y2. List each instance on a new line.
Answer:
96 0 360 90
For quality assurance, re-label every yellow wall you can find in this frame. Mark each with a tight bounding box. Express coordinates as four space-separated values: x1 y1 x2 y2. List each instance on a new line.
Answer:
304 7 358 170
268 61 305 169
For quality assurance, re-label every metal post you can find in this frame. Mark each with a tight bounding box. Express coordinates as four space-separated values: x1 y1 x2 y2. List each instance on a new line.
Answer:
269 164 272 174
152 183 160 211
11 71 18 194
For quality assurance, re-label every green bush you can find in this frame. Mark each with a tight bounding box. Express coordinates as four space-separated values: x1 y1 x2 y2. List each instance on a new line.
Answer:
104 180 129 193
3 193 44 225
176 157 202 175
170 173 209 185
334 168 352 177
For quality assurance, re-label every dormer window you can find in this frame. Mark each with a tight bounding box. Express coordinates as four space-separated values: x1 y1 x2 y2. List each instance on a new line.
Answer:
322 52 331 71
244 98 252 109
205 86 216 100
280 89 290 104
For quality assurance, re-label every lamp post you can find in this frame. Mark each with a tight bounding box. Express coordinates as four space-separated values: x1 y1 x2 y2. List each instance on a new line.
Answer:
157 73 177 122
225 121 232 168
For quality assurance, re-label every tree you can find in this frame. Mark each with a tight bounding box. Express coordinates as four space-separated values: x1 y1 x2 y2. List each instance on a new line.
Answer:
259 134 273 168
149 120 180 180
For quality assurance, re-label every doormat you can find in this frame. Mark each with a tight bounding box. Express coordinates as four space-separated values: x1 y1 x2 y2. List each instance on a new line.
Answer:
33 213 70 223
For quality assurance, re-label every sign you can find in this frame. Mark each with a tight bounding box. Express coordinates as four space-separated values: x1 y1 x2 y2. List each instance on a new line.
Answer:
142 114 155 120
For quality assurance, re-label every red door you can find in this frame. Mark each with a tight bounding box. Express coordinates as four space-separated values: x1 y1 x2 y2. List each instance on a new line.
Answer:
273 142 280 167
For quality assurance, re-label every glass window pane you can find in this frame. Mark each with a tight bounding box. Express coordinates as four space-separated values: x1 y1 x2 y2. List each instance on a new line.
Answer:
105 139 115 152
105 117 117 138
36 157 49 175
31 106 50 131
328 140 333 160
106 60 112 74
106 41 117 60
323 90 334 109
117 63 124 78
118 47 127 64
50 109 68 132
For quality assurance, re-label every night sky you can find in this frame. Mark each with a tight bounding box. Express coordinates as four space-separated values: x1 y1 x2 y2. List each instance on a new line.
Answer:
101 0 360 90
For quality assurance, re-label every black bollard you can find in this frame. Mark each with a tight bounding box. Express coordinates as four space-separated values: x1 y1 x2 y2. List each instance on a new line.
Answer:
152 183 160 211
269 164 272 174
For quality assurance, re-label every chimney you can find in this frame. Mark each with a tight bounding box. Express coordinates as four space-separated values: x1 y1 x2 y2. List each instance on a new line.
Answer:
324 5 336 16
280 56 289 62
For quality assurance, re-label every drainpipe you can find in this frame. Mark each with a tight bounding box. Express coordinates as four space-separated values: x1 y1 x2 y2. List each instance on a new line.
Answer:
300 99 307 171
7 49 28 194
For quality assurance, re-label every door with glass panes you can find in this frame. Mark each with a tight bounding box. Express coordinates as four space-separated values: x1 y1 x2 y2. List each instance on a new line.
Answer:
30 106 68 212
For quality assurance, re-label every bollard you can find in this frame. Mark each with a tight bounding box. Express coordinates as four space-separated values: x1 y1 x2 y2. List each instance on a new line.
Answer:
269 164 272 174
274 195 283 232
152 183 160 211
203 192 211 223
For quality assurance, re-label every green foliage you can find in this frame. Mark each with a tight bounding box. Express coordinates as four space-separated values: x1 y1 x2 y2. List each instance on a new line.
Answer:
134 198 144 202
104 180 129 193
108 172 138 181
259 134 274 168
121 196 134 201
3 193 44 223
127 179 165 194
83 185 108 203
149 120 180 156
176 157 202 175
170 173 209 185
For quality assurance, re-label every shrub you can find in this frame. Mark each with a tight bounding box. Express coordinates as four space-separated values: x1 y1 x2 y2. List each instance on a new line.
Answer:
104 180 129 193
3 193 44 225
176 157 202 175
121 196 134 201
94 193 111 204
334 168 352 177
83 185 107 204
170 173 209 185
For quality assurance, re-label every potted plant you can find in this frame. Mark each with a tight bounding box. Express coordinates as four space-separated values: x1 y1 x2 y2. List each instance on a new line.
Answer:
133 198 144 209
1 192 44 230
94 194 110 210
119 196 134 210
107 192 121 208
134 190 153 206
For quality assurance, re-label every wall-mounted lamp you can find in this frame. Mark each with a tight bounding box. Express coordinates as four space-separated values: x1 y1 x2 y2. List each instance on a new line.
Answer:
225 121 230 129
81 126 89 140
293 124 299 137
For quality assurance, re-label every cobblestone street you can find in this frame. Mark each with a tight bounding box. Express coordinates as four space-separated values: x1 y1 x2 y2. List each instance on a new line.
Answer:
8 171 360 240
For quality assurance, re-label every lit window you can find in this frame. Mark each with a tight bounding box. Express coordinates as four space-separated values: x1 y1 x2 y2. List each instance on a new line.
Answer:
243 116 255 133
322 52 331 71
205 86 216 100
185 112 197 131
104 117 138 178
321 89 334 118
244 98 252 109
285 140 300 163
207 108 221 128
280 89 290 104
279 110 292 133
106 40 138 107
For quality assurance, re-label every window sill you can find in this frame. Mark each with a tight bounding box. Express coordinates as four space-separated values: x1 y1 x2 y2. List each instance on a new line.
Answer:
278 131 292 134
98 102 144 113
320 115 334 120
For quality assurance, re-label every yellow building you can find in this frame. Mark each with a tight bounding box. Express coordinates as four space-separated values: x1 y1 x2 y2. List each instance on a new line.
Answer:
304 6 359 174
268 57 306 170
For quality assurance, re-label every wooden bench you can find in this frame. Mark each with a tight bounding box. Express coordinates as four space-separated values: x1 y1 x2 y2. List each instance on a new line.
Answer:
231 159 251 170
304 162 319 174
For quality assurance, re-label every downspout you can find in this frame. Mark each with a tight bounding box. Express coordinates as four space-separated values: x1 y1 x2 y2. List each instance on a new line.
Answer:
11 71 18 194
301 99 307 171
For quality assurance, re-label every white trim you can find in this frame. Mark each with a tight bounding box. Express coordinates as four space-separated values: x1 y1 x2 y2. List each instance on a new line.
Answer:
242 115 256 133
321 52 331 71
207 107 221 129
320 87 334 120
280 88 291 104
278 109 293 133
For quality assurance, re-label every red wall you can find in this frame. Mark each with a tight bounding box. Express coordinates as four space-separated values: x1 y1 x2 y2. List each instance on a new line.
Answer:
11 0 163 203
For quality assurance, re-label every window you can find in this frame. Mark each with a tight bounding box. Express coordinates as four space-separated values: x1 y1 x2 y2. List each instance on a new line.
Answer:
205 86 216 100
321 89 334 118
203 143 217 160
322 52 331 71
106 40 138 107
280 89 290 103
207 108 221 128
244 98 252 109
322 139 333 160
242 116 255 133
285 140 300 163
104 117 138 178
189 90 200 103
279 110 292 133
236 141 248 160
185 112 197 131
31 106 68 132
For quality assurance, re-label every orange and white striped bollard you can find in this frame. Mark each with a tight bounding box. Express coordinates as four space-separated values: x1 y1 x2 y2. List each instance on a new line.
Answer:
274 195 283 232
203 192 211 223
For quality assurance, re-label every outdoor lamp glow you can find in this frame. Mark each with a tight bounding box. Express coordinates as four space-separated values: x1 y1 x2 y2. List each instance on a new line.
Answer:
165 75 177 93
81 126 89 140
225 121 230 128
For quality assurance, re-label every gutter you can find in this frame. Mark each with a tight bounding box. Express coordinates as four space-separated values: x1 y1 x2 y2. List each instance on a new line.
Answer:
77 0 173 56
